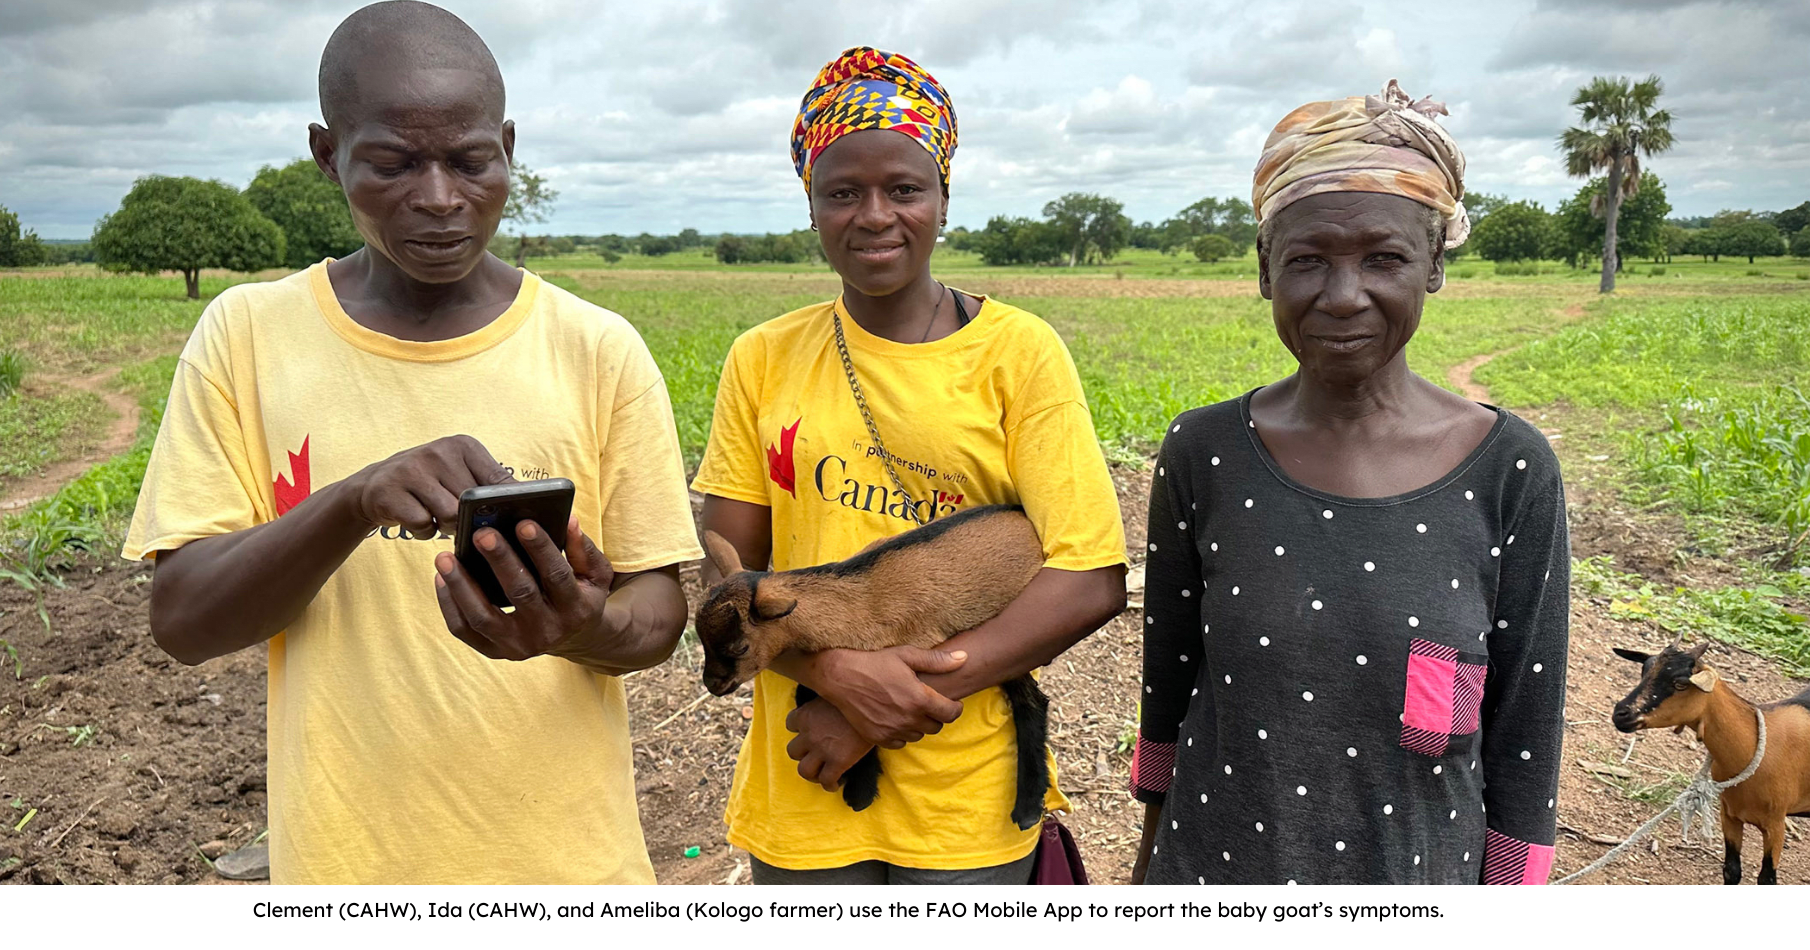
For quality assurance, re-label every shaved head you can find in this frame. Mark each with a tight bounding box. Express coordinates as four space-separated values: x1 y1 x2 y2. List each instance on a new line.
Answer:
318 1 504 130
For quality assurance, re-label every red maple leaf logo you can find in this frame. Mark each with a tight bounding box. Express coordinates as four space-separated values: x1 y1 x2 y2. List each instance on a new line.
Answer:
273 436 311 516
766 418 800 497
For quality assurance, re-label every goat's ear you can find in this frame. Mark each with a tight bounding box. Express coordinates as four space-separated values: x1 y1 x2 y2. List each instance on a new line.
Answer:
1612 647 1651 664
751 583 797 623
702 531 744 579
1689 667 1719 692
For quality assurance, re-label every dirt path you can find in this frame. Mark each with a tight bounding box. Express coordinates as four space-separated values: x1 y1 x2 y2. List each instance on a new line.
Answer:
1447 351 1504 403
0 369 140 514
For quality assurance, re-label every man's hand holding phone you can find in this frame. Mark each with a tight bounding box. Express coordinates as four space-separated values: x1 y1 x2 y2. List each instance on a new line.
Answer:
433 512 621 664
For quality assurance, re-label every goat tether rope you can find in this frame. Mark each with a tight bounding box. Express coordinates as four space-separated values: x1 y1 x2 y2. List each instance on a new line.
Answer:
1553 705 1766 884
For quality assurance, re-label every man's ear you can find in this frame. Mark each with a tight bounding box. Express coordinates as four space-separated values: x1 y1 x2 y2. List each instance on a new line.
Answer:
1257 243 1273 300
1426 245 1446 293
702 531 744 578
502 118 516 165
308 123 342 186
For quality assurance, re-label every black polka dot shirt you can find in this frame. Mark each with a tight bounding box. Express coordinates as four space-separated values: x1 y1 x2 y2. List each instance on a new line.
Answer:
1132 391 1568 885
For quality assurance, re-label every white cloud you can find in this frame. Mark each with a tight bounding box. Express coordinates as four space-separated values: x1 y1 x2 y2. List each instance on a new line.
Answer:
2 0 1805 238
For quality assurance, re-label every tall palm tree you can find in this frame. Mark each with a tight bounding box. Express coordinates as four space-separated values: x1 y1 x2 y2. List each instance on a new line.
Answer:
1559 75 1674 293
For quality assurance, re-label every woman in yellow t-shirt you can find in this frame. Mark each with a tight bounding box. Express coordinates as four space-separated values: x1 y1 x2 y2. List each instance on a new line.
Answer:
691 47 1128 884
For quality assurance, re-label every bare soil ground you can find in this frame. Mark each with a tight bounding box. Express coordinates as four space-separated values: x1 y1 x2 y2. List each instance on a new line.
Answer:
2 450 1802 885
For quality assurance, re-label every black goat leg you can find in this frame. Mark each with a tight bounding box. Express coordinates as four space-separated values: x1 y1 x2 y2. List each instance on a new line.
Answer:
1000 674 1051 830
795 684 883 812
1724 840 1742 885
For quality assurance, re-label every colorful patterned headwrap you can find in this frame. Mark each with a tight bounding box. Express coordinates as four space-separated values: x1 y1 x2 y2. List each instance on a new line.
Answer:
791 47 956 195
1252 80 1470 248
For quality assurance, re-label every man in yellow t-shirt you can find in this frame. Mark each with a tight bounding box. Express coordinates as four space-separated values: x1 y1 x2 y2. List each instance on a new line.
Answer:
692 47 1128 882
120 3 700 884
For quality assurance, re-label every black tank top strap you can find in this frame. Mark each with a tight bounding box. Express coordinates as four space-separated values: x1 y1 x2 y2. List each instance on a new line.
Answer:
950 288 972 327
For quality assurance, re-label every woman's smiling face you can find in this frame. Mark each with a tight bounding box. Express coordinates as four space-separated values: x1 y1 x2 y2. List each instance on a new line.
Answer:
808 129 946 297
1258 191 1444 388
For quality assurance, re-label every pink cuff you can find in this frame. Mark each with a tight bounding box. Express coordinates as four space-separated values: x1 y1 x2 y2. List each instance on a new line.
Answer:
1129 736 1177 796
1483 827 1555 884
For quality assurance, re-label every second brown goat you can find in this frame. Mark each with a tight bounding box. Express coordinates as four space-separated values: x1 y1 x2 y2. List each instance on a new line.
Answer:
695 504 1050 829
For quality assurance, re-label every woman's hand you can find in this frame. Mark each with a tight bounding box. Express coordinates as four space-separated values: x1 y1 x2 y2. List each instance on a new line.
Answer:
806 646 968 748
784 698 876 791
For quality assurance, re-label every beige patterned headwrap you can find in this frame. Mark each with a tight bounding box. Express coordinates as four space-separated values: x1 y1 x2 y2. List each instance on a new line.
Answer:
1252 80 1469 248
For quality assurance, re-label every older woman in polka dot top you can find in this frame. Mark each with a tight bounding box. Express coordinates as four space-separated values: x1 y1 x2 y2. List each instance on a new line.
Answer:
1130 84 1568 885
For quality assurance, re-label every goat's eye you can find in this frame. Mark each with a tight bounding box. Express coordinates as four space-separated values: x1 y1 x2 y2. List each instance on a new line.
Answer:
1672 678 1692 691
727 641 750 658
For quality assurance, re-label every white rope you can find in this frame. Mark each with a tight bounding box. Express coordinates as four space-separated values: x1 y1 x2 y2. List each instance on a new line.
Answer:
1555 705 1766 884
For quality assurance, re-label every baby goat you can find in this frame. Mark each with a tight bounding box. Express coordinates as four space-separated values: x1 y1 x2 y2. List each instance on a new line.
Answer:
1613 642 1810 884
695 504 1050 829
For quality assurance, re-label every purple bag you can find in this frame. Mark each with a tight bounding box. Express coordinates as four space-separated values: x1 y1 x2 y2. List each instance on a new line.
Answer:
1029 818 1089 884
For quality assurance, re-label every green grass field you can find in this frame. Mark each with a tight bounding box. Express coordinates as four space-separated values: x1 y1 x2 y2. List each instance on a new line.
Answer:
1 259 1806 654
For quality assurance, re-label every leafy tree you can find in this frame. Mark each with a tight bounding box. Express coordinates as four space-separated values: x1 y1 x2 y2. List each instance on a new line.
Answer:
91 176 283 298
1558 74 1675 293
0 205 47 267
502 160 558 267
1190 234 1234 262
1721 219 1783 263
639 235 681 256
1042 193 1131 266
1657 223 1689 263
1775 201 1810 239
714 231 818 264
1162 196 1256 256
967 215 1067 266
1680 228 1725 262
1552 172 1671 269
1790 228 1810 259
1128 221 1165 250
676 228 702 249
243 158 362 269
1462 191 1510 224
1467 200 1552 262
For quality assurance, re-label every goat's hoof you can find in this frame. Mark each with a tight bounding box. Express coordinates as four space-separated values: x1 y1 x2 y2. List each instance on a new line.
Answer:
1758 871 1777 885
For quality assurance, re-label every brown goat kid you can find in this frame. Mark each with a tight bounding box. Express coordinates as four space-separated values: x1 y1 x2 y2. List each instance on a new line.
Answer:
695 504 1050 829
1613 643 1810 884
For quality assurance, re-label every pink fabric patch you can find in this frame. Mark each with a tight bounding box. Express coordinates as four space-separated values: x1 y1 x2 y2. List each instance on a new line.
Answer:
1483 827 1554 885
1130 736 1177 796
1403 652 1457 732
1453 661 1487 734
1522 844 1555 885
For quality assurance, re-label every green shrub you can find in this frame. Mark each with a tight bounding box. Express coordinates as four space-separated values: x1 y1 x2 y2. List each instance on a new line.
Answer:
0 351 24 398
1648 266 1666 277
1494 261 1540 277
1635 386 1810 564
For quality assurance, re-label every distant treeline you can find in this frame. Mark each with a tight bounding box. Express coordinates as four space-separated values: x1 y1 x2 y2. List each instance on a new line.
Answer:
6 168 1806 276
1458 176 1809 266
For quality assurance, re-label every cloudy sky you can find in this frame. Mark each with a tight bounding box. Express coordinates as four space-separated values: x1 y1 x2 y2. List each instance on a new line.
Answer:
3 0 1806 239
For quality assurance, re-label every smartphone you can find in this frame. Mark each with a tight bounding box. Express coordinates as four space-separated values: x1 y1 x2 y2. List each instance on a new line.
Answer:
453 478 576 608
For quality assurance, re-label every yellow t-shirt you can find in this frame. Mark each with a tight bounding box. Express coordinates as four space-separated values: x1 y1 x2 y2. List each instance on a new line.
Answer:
122 263 703 884
691 295 1127 870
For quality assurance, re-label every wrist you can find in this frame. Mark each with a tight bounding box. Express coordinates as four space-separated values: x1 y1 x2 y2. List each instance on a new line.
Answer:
326 469 376 530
